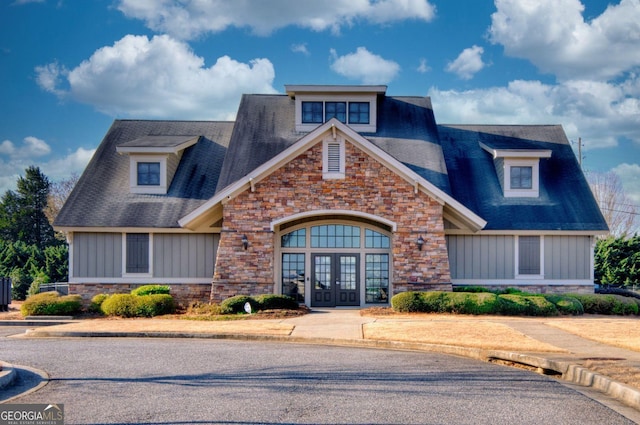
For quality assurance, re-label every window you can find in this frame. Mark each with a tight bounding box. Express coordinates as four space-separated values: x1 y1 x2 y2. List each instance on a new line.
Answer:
510 166 532 189
366 254 389 303
137 162 160 186
302 101 323 123
282 253 305 302
349 102 370 124
517 236 542 277
126 233 150 274
325 102 346 123
281 229 306 248
365 229 390 248
311 225 360 248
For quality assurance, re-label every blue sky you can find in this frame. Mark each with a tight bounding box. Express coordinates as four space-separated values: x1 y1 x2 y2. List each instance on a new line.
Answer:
1 0 639 209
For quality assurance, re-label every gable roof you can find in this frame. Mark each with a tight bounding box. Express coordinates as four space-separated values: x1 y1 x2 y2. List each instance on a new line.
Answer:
439 124 608 232
179 119 486 232
55 120 233 229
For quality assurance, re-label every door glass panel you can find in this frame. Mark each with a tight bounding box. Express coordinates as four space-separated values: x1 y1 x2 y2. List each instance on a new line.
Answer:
314 255 332 290
340 256 357 290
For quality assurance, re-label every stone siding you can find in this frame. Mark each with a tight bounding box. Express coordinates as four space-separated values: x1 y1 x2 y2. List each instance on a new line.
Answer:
69 283 211 308
211 138 451 303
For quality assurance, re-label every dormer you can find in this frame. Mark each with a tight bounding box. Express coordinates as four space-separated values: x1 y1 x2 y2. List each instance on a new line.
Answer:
285 85 386 133
116 135 200 194
480 142 552 198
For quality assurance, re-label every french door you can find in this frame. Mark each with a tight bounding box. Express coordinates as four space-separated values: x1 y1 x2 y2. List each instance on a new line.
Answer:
311 253 360 307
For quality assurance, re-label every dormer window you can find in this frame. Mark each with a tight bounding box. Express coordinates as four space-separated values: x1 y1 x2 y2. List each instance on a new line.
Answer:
480 142 551 198
116 135 200 194
137 162 161 186
287 85 385 132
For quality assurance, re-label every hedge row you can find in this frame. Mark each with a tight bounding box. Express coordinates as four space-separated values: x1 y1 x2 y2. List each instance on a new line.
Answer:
391 291 638 316
20 292 83 317
220 294 299 314
92 285 176 318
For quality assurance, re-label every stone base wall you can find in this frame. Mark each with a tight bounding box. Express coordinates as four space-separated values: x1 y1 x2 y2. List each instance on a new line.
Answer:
69 283 212 308
210 282 274 304
393 282 453 295
452 284 595 295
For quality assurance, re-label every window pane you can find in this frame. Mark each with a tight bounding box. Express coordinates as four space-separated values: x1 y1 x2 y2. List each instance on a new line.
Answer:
366 254 389 303
137 162 160 186
302 101 323 123
282 253 305 302
311 225 360 248
519 236 540 275
325 102 346 123
348 102 370 124
511 166 532 189
281 229 306 248
340 256 357 290
126 233 149 273
365 229 390 248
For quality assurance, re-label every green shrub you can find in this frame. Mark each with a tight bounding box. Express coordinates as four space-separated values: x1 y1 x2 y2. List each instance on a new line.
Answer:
542 294 584 315
453 286 492 293
568 294 639 315
131 285 170 296
253 294 299 310
391 291 427 312
498 294 558 316
89 293 109 314
20 292 82 316
101 294 138 317
220 295 259 314
135 294 176 317
102 293 176 317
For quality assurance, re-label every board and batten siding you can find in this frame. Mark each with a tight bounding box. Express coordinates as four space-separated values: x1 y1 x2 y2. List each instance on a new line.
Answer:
73 232 122 278
446 235 515 280
446 234 592 281
73 232 219 279
153 233 218 278
544 235 591 280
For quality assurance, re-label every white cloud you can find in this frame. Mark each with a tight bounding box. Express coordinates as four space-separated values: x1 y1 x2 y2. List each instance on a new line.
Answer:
612 163 640 204
12 0 45 5
0 137 95 194
417 58 430 73
489 0 640 80
36 34 277 120
429 76 640 149
291 43 309 55
446 45 485 80
330 47 400 84
116 0 436 39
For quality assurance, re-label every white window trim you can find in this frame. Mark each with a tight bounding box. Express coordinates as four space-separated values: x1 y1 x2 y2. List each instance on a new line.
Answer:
122 233 153 278
295 94 377 132
504 158 540 198
515 235 544 279
322 139 345 179
129 155 168 194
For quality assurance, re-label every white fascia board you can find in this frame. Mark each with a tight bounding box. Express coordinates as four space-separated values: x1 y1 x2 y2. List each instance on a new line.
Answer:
116 136 199 155
479 142 552 159
285 85 387 98
179 119 487 232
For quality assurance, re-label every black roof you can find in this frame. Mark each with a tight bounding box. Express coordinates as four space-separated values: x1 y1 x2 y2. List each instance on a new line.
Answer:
55 95 607 232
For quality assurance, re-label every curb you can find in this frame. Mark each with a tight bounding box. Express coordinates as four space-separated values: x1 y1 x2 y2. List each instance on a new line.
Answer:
21 328 640 411
0 361 16 390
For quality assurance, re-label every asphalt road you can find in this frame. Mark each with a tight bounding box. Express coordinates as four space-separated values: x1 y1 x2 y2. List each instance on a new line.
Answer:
1 332 636 425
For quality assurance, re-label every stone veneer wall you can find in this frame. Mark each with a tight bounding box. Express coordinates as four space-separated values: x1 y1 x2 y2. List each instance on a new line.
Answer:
69 283 211 308
211 139 452 303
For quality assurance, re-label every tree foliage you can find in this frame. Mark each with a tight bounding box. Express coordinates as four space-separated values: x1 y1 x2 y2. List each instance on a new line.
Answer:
595 235 640 288
0 167 71 299
588 171 639 238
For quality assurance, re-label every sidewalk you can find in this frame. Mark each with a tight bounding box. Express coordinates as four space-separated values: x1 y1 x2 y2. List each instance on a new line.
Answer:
2 309 640 414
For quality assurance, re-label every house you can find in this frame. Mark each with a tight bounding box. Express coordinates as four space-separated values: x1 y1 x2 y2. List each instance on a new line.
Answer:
54 85 608 307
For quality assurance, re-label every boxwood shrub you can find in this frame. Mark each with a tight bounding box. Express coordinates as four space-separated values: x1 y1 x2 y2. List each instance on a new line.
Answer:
21 292 83 317
542 294 584 316
89 293 109 314
391 291 426 312
498 294 558 316
131 285 171 296
101 293 176 317
253 294 299 311
220 295 260 314
568 294 639 315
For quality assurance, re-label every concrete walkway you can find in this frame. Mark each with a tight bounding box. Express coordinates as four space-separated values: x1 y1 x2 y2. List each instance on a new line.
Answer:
2 309 640 417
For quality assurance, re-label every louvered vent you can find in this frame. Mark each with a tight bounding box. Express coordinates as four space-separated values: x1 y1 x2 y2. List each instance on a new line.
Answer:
327 142 341 173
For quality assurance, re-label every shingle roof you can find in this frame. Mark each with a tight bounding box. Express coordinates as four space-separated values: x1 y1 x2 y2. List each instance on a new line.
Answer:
438 124 608 231
55 120 233 228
